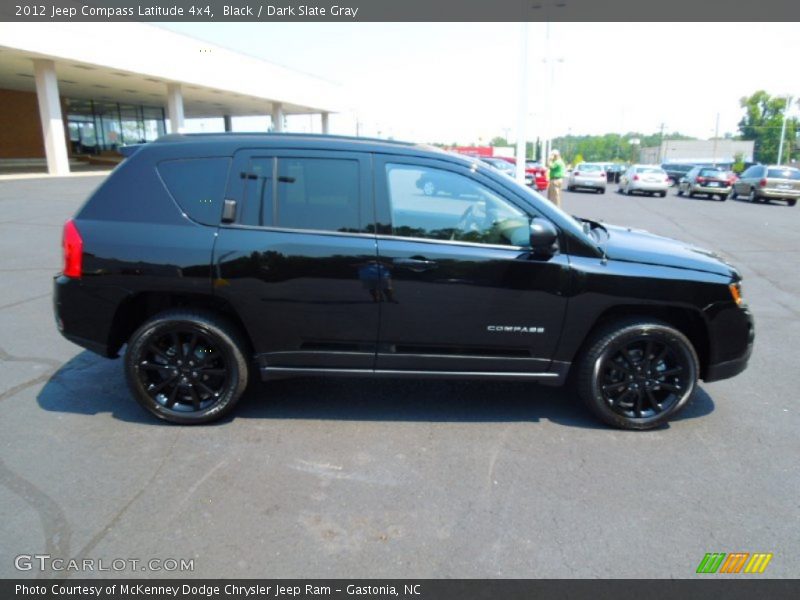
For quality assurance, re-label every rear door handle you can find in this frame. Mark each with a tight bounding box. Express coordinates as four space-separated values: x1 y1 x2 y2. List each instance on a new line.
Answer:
394 257 438 272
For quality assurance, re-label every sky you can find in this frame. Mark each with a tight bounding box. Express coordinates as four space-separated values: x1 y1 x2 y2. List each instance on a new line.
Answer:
161 22 800 145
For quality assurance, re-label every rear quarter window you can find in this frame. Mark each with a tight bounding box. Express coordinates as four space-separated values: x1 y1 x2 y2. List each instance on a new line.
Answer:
767 168 800 180
157 157 232 225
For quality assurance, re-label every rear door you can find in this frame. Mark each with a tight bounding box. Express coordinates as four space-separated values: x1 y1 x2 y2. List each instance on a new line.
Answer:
212 149 379 371
372 155 570 374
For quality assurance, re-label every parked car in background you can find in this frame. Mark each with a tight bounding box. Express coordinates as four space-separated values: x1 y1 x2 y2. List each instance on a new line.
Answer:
676 166 732 201
480 157 534 187
566 162 607 194
525 161 550 191
731 165 800 206
662 163 695 186
619 165 670 197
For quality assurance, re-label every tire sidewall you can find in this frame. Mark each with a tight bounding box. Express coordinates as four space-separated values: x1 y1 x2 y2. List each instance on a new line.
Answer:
125 314 247 424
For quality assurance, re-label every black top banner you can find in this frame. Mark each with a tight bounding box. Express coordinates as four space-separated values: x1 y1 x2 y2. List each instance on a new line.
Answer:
2 0 800 22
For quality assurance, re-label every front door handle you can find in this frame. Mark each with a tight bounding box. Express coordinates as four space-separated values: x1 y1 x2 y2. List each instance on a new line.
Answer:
394 256 438 272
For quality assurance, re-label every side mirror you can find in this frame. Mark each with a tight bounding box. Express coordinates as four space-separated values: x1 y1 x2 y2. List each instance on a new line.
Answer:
529 218 558 255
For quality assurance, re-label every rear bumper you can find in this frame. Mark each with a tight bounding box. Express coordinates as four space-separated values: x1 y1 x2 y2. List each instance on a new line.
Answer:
631 182 669 192
692 184 732 195
761 188 800 199
571 178 606 188
53 275 117 357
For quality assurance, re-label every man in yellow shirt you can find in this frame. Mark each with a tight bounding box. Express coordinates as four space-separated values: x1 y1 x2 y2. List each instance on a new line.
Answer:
547 149 566 207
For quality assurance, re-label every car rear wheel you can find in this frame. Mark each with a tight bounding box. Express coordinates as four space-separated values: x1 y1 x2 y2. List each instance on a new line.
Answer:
748 188 759 203
659 191 667 198
788 199 797 207
125 309 250 424
576 318 699 430
598 188 605 194
719 194 728 201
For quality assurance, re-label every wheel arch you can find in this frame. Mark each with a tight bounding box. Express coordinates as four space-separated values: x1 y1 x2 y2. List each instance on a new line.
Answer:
108 291 254 358
571 304 711 380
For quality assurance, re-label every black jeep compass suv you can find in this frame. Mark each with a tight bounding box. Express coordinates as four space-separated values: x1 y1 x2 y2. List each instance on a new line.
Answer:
54 134 754 429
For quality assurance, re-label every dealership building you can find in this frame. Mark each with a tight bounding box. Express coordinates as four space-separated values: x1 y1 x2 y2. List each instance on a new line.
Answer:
0 22 343 175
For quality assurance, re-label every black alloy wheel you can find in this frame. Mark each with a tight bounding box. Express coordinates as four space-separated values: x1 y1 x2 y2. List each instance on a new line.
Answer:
577 319 699 430
125 309 249 424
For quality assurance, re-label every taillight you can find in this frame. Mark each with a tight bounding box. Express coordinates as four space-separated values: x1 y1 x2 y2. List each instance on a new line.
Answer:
574 171 580 176
62 219 83 278
759 178 767 187
697 176 706 184
633 175 640 181
600 172 606 179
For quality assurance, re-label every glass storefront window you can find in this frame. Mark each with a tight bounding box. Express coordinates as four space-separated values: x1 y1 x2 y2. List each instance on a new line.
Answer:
64 98 166 153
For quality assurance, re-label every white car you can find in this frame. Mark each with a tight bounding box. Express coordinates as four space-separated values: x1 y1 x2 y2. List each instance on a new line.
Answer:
619 165 670 197
566 162 607 194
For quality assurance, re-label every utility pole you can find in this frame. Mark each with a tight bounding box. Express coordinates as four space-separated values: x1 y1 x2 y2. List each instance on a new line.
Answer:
777 95 792 166
657 122 665 163
712 112 720 167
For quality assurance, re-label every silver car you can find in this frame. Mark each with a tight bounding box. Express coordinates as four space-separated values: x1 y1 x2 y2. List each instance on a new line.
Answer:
566 162 607 194
731 164 800 206
619 165 670 197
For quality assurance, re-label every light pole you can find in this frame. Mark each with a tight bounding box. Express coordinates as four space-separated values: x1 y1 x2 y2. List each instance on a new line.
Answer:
777 95 792 166
515 22 528 184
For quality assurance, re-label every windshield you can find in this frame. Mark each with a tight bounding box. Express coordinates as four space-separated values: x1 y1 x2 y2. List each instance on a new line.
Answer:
699 168 726 177
636 167 665 175
577 163 603 171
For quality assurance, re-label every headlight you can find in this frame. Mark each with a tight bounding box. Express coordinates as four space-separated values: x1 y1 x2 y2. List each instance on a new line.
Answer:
729 281 743 305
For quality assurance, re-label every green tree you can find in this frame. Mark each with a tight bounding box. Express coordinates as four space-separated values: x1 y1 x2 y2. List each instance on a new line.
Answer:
738 91 798 164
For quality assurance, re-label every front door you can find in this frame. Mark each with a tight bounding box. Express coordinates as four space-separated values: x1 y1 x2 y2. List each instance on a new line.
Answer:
373 156 570 373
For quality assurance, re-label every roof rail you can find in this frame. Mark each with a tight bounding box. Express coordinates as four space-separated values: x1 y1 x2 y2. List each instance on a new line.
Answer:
154 132 421 147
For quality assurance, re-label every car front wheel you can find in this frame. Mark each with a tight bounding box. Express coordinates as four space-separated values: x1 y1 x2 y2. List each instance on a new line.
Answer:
576 318 699 430
125 309 250 424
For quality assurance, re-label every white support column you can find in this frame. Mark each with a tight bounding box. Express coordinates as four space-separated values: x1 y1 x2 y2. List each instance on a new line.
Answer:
271 103 284 132
33 59 69 176
321 112 330 134
166 83 185 134
223 114 233 132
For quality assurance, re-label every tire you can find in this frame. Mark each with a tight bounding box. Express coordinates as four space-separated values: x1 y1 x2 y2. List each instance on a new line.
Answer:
688 191 695 198
124 309 250 424
748 188 759 203
575 318 699 430
659 191 667 198
788 199 797 207
731 188 738 200
677 188 684 196
599 188 606 194
422 181 436 196
567 185 575 192
719 194 728 201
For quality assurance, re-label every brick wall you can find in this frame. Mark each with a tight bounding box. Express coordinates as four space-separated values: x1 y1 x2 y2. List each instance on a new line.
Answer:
0 88 47 158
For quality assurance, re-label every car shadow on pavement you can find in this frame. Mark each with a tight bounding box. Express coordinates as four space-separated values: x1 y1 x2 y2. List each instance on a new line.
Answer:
36 350 716 430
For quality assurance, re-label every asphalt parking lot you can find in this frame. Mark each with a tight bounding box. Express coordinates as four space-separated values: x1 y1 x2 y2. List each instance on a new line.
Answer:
0 175 797 579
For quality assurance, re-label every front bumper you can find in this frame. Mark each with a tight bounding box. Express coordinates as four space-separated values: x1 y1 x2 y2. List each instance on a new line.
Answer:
704 305 754 382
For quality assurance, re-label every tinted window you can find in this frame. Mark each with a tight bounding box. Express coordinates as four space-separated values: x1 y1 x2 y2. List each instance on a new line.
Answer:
767 168 800 180
276 158 361 232
577 163 602 171
699 168 725 177
385 164 528 246
158 157 231 225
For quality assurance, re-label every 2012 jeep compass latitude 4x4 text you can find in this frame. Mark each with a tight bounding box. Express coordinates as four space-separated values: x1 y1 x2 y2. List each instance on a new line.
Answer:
54 134 754 429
